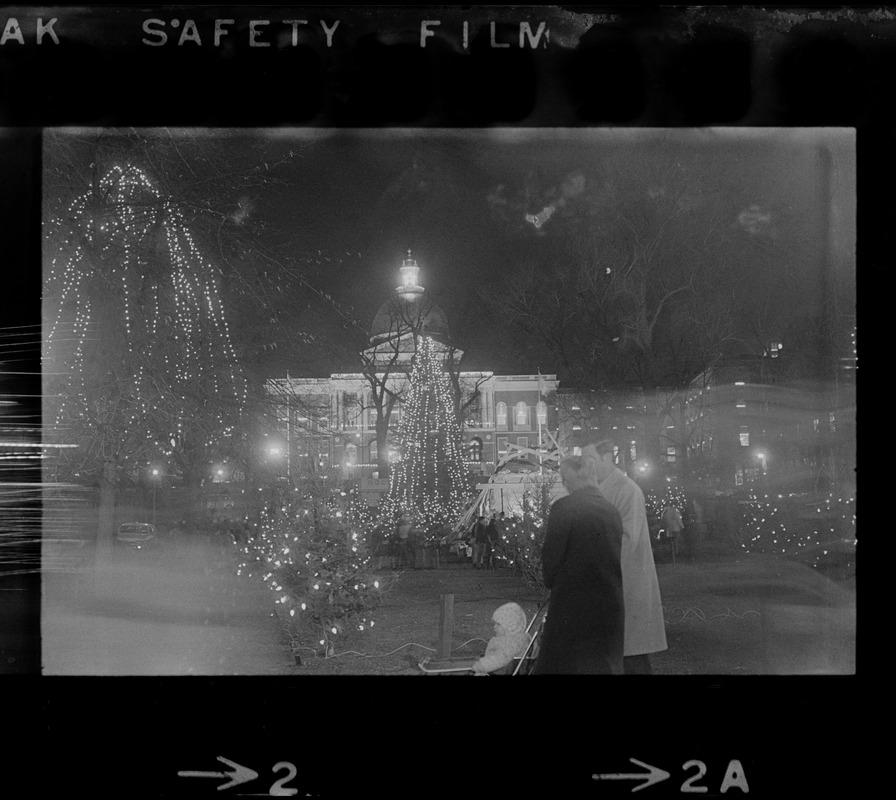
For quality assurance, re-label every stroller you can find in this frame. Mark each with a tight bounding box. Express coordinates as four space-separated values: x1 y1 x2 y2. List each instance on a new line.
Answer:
418 602 548 676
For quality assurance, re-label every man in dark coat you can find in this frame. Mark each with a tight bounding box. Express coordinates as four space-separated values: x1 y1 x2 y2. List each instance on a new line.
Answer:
532 455 625 675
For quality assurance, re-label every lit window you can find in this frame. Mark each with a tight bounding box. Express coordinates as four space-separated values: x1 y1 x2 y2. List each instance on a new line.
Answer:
468 438 483 463
497 437 508 456
496 402 507 429
344 443 357 467
515 402 529 428
536 401 547 425
629 443 637 461
666 446 676 463
343 393 359 428
739 432 750 447
369 440 378 463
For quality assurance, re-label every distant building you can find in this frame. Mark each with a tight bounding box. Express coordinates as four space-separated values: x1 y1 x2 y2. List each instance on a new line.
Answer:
683 322 856 491
265 253 559 506
554 323 856 492
555 388 652 471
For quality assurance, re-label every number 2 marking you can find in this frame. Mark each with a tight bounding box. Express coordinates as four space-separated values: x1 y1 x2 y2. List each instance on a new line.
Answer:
270 761 298 796
681 760 709 793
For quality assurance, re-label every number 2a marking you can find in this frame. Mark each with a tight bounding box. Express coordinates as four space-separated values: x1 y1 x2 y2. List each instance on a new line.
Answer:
270 762 298 796
681 760 708 793
682 760 750 794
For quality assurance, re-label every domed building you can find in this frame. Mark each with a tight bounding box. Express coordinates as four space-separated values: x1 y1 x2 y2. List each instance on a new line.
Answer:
266 251 559 507
363 251 458 368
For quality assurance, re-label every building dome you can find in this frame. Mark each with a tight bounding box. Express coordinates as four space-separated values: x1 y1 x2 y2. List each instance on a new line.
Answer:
369 252 451 345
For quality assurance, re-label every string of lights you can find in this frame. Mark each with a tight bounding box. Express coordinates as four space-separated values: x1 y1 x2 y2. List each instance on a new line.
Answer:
236 485 383 653
43 163 246 468
379 335 469 530
739 491 856 572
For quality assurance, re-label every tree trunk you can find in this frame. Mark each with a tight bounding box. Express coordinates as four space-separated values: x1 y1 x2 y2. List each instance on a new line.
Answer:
96 459 118 564
182 475 204 526
375 416 392 479
641 391 664 470
675 395 691 478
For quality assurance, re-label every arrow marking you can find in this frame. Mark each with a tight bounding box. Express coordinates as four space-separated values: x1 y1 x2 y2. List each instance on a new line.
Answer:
179 756 259 791
593 758 671 792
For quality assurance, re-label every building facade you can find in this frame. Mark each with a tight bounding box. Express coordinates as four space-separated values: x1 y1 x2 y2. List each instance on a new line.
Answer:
265 254 559 506
265 255 853 502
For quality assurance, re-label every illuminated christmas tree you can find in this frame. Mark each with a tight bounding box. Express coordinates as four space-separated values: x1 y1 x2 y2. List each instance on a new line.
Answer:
646 481 689 521
43 164 246 548
741 491 856 576
379 335 469 529
238 488 382 657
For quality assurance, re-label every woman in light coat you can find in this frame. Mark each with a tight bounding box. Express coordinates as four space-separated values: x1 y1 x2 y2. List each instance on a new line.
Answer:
584 440 668 674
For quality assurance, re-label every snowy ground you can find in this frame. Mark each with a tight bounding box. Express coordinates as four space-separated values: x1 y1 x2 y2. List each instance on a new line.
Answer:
41 534 294 675
39 534 855 676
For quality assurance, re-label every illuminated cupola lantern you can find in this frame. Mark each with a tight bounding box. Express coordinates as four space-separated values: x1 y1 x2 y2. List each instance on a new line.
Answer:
364 250 460 370
396 250 424 299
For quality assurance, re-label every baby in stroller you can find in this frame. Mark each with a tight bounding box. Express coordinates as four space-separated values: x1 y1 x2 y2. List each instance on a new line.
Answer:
471 602 531 674
419 601 538 675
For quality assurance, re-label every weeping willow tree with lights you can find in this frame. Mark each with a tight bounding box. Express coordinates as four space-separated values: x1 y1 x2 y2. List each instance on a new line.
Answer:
43 163 247 557
378 335 470 532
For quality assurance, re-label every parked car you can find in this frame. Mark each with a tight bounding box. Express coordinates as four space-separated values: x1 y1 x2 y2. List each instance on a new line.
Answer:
114 522 161 553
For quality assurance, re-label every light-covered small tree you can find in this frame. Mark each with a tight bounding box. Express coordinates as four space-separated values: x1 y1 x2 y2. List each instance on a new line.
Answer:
238 482 383 658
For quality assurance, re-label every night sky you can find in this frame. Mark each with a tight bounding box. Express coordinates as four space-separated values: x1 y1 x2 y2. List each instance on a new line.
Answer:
245 128 855 378
44 127 856 381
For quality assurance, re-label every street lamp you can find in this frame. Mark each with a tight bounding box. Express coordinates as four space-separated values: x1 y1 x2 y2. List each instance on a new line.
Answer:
151 468 160 524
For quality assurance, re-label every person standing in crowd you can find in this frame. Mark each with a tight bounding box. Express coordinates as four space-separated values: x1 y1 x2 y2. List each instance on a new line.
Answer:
409 514 425 569
582 439 668 675
532 455 624 675
396 513 412 569
680 497 703 561
484 514 501 570
662 503 684 559
471 515 488 569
